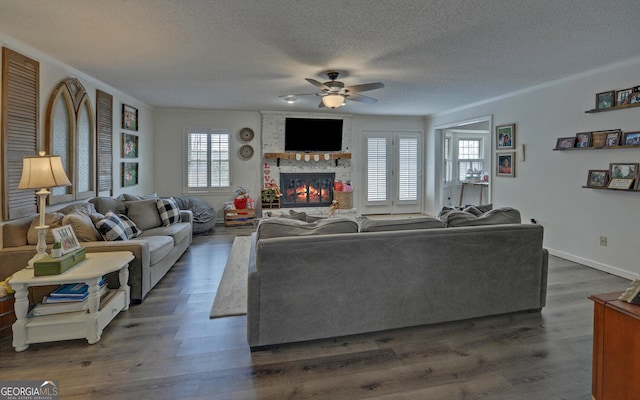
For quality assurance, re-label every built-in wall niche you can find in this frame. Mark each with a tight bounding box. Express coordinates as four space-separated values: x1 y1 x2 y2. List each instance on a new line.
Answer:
45 78 96 204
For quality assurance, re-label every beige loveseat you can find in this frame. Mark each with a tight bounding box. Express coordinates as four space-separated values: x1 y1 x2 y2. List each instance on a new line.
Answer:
0 196 192 303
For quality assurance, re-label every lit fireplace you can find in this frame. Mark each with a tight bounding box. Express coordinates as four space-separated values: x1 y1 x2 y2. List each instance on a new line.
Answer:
280 173 335 208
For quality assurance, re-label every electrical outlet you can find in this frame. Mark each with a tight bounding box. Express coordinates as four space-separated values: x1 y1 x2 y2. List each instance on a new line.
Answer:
600 236 607 246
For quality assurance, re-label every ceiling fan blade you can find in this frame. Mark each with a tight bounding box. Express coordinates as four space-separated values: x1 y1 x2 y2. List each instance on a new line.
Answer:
345 82 384 93
306 78 330 91
348 93 378 104
278 93 316 97
318 100 326 108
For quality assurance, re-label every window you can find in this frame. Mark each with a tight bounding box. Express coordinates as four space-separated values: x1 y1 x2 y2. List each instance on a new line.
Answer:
457 139 483 181
366 137 387 202
443 136 452 183
185 128 230 192
398 137 418 201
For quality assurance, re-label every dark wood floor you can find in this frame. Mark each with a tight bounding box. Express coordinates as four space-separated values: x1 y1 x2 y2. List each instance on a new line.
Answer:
0 225 630 399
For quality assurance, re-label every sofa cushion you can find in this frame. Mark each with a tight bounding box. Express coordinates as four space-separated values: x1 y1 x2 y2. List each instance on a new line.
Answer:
95 212 129 241
62 211 101 242
157 197 181 226
139 222 191 245
137 235 174 265
121 193 158 201
444 207 521 227
88 197 126 215
257 217 358 240
119 214 142 238
27 213 65 245
125 199 163 230
359 216 446 232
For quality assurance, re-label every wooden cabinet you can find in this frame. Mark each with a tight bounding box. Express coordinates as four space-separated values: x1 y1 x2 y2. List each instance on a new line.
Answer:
589 292 640 400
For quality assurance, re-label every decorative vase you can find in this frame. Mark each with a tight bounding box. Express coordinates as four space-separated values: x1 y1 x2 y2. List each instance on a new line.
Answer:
51 248 63 258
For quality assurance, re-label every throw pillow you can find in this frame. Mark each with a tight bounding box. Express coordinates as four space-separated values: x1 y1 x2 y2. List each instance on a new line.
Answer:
27 213 65 245
125 199 163 230
256 217 358 240
62 211 101 242
95 212 129 241
444 207 521 227
118 214 142 238
157 197 181 226
359 216 446 232
88 197 126 215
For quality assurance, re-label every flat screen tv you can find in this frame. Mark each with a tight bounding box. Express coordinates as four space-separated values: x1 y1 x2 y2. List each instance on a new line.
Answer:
285 118 343 152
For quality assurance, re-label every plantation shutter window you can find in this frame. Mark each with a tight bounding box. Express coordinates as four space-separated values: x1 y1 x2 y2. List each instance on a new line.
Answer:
367 137 387 202
398 137 418 201
185 128 230 192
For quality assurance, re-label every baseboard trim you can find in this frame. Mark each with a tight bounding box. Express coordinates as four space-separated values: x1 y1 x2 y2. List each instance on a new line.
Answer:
547 247 638 280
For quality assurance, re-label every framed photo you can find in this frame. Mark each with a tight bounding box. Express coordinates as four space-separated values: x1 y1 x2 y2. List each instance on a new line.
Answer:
623 131 640 146
608 178 635 190
604 131 621 147
496 152 515 177
575 132 592 148
591 131 608 147
609 162 638 180
496 123 515 150
121 162 138 187
587 170 609 188
122 104 138 131
617 88 633 106
51 225 81 255
596 90 615 110
555 137 576 149
630 92 640 104
121 133 138 158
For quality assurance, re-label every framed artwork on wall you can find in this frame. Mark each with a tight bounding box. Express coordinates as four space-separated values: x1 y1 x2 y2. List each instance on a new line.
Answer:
496 123 515 150
596 90 615 110
555 137 576 149
496 152 515 177
122 132 138 158
122 104 138 131
121 162 138 187
575 132 592 148
586 170 609 188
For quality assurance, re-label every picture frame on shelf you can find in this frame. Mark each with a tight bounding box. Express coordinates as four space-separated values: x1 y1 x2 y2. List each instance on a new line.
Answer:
623 131 640 146
121 133 138 158
596 90 615 110
51 225 81 255
121 162 138 187
617 88 633 106
608 178 635 190
630 92 640 104
496 152 515 177
604 131 621 146
122 104 138 131
496 123 515 150
591 131 608 147
587 170 609 188
575 132 592 148
555 137 576 149
609 162 638 181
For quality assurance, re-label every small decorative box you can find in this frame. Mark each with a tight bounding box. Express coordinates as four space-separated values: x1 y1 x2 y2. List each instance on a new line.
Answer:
33 248 87 276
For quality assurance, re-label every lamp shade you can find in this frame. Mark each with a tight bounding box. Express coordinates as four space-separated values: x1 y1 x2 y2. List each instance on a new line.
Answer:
18 152 71 190
322 94 345 109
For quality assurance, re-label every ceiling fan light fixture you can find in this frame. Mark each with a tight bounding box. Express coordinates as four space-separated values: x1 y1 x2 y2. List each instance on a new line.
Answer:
322 94 344 109
284 95 297 104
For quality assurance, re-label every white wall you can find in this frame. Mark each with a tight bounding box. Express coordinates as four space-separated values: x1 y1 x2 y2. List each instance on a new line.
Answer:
0 33 154 222
152 108 261 219
426 57 640 279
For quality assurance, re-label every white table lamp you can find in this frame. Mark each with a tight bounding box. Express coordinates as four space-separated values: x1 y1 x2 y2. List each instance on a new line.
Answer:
18 151 71 267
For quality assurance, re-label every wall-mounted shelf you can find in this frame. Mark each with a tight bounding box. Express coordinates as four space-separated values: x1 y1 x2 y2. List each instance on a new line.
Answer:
264 152 351 166
585 102 640 114
582 186 639 192
554 144 640 151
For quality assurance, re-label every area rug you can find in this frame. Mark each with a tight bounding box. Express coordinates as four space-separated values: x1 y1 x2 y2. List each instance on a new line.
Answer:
209 236 251 318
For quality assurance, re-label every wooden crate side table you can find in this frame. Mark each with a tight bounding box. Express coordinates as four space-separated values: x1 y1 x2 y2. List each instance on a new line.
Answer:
10 251 134 352
0 294 16 341
224 209 257 226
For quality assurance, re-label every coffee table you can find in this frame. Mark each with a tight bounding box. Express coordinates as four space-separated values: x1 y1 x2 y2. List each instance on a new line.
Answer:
10 251 134 351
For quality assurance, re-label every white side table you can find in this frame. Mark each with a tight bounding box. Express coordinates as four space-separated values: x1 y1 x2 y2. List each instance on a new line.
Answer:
10 251 134 352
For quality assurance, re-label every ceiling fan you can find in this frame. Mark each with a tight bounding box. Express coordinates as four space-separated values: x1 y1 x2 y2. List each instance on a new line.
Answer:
282 71 384 109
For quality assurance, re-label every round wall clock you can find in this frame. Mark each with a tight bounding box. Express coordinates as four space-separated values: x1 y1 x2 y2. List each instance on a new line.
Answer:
239 127 254 142
239 144 254 159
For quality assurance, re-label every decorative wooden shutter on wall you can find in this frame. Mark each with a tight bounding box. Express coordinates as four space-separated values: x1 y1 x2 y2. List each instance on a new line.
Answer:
96 90 113 195
1 47 39 220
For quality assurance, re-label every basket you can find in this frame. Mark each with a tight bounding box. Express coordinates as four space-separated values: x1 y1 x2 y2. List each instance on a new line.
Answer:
333 191 353 209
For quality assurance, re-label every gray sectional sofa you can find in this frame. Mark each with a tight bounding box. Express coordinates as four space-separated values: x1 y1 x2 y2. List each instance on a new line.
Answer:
0 196 192 303
247 209 548 349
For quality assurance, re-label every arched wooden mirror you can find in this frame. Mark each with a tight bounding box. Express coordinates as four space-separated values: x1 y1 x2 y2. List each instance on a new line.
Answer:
45 78 95 204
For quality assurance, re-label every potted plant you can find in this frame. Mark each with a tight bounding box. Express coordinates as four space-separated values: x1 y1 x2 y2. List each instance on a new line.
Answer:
51 242 63 258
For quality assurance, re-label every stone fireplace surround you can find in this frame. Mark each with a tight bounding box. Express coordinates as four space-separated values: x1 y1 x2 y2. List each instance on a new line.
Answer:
261 112 354 215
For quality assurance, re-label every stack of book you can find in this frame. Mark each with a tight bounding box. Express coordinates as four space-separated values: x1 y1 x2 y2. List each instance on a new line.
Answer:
30 279 108 316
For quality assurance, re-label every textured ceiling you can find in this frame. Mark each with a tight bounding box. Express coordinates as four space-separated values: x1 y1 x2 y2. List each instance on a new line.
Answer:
1 0 639 116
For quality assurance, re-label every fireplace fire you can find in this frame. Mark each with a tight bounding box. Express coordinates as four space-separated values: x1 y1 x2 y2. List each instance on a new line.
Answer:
280 173 335 207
